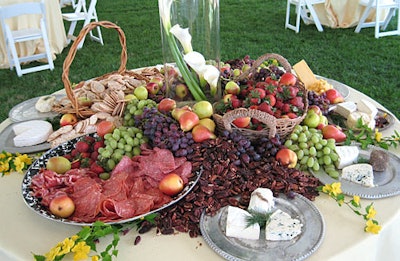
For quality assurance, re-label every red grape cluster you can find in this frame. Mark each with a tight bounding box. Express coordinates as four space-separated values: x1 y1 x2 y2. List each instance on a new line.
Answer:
308 91 331 115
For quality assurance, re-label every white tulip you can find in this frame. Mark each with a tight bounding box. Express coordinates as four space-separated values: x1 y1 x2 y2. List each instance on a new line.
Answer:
170 24 193 54
159 0 173 30
184 51 206 75
203 65 220 94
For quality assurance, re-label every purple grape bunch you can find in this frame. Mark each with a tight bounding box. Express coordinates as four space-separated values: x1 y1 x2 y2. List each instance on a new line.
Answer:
307 91 331 115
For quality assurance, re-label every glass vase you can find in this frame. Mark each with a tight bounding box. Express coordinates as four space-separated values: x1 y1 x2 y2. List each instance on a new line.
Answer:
158 0 221 103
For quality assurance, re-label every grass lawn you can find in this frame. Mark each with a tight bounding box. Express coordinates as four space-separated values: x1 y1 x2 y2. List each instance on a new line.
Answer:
0 0 399 123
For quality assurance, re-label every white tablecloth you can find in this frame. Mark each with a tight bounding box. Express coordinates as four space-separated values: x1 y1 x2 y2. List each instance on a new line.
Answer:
0 82 399 261
313 0 387 28
0 0 67 69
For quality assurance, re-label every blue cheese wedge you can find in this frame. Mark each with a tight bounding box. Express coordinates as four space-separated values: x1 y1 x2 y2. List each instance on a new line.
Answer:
13 120 53 147
265 209 303 241
225 206 260 240
334 101 357 118
341 163 374 187
357 99 378 119
335 146 359 169
248 188 275 214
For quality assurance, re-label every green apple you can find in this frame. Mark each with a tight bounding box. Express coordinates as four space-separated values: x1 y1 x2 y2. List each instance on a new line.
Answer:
192 100 213 119
133 86 148 100
303 111 320 128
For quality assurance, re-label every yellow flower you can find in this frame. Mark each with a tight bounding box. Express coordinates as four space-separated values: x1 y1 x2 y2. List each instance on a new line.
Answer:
353 195 360 206
44 246 62 261
366 206 377 219
375 129 382 142
13 157 25 173
0 161 10 175
365 219 381 234
72 241 91 261
92 255 100 261
322 182 342 197
58 237 76 255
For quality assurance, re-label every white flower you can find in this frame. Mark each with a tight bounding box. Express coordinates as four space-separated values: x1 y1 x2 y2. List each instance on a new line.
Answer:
170 24 193 54
159 0 173 30
184 51 206 76
203 64 220 91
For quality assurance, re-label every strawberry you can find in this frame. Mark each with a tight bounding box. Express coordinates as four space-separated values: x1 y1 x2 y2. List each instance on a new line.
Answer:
71 160 80 169
287 112 298 119
80 152 91 159
252 118 261 125
274 109 282 118
249 105 258 110
250 97 260 105
275 100 284 110
265 94 276 107
70 148 79 158
231 97 242 108
90 162 105 174
91 151 99 161
289 97 304 110
83 136 95 145
75 141 90 153
93 140 105 152
253 88 266 99
63 154 73 161
258 102 272 114
288 86 299 98
265 76 279 87
282 103 291 113
255 81 268 90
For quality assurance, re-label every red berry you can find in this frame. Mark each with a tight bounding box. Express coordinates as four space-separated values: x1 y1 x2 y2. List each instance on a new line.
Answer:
71 160 80 169
76 141 90 153
90 162 105 174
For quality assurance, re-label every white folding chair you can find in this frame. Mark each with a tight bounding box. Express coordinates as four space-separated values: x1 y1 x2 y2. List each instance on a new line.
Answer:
355 0 400 38
0 0 54 77
62 0 103 49
285 0 325 33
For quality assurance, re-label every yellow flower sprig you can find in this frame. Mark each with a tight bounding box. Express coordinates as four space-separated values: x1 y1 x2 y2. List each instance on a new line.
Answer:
34 214 158 261
318 182 382 234
344 118 400 150
0 151 33 176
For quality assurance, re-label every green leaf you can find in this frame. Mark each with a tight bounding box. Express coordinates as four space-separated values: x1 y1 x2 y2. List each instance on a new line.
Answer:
33 254 46 261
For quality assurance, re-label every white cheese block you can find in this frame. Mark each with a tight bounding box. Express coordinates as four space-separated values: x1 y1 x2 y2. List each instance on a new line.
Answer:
341 163 374 187
357 99 378 119
347 111 375 130
248 188 275 214
266 209 303 241
13 120 53 147
334 101 357 118
225 206 260 240
335 146 359 169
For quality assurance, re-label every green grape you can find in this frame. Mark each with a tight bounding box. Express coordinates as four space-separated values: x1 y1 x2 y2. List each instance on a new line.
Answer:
307 157 315 168
290 133 299 141
296 150 304 160
323 155 332 165
289 144 300 151
133 138 140 147
311 135 320 144
109 139 118 149
302 125 309 132
303 148 309 156
318 157 324 165
317 150 324 158
323 147 331 155
299 142 308 149
107 159 116 171
298 133 307 143
315 143 323 150
133 146 141 156
105 146 114 154
300 155 309 165
309 147 317 156
284 140 293 147
309 128 318 134
117 142 125 150
135 132 143 139
330 152 339 162
126 136 134 146
326 169 340 178
124 144 133 152
104 133 112 140
320 139 328 146
101 150 112 159
312 161 320 171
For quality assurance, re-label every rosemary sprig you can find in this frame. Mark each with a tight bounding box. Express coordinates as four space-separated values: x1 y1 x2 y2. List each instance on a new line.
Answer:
245 211 272 228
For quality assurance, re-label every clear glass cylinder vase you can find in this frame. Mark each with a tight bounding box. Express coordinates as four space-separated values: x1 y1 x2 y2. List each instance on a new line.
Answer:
158 0 221 103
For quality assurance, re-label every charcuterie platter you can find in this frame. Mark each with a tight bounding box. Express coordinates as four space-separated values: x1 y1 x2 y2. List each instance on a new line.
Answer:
21 134 202 226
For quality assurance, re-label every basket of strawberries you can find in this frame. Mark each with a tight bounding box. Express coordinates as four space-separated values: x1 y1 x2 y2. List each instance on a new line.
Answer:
213 53 308 140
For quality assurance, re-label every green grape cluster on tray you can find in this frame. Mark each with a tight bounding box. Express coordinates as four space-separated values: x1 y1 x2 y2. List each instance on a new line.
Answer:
123 98 157 126
284 125 340 178
98 126 148 171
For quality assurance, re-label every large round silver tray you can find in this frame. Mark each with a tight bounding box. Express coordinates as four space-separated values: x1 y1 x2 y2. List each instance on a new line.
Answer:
200 193 325 261
21 133 201 226
310 145 400 199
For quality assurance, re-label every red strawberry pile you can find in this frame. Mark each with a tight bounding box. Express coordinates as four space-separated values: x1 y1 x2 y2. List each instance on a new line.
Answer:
63 136 106 175
215 66 307 131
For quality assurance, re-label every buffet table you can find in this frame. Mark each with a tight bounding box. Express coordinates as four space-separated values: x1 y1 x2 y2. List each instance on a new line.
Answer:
0 0 67 69
313 0 387 28
0 82 399 261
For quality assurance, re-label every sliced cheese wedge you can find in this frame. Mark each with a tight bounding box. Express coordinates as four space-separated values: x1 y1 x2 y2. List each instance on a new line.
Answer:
225 206 260 240
266 209 303 241
335 146 359 169
293 60 318 89
13 120 53 147
341 163 374 187
334 101 357 118
357 99 378 119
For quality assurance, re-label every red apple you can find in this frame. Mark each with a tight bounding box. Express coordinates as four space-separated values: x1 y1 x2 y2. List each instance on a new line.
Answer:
279 72 297 86
276 148 298 168
149 76 164 88
308 105 322 116
159 173 184 196
322 124 346 142
325 89 344 104
224 81 240 95
232 117 251 128
145 82 160 95
192 124 217 142
96 120 116 138
60 113 78 126
49 194 75 218
179 111 200 132
158 98 177 113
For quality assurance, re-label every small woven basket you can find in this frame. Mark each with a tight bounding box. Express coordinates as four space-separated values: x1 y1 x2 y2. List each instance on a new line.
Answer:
213 53 308 140
54 21 152 119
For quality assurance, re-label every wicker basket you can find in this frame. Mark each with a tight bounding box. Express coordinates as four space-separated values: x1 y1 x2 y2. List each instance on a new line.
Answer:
53 21 153 119
213 53 308 140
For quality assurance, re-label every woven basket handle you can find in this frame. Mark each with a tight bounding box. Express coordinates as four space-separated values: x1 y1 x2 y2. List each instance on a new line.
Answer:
222 108 277 138
235 53 292 82
61 21 127 118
